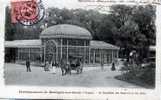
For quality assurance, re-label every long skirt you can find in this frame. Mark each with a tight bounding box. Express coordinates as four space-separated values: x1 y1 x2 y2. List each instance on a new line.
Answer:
52 66 56 73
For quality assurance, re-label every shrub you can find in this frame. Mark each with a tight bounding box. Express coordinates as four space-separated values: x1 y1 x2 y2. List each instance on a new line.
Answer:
120 61 155 86
138 63 155 85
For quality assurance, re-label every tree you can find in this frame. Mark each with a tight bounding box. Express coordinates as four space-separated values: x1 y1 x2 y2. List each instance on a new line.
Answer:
5 6 14 41
132 5 156 58
109 5 156 59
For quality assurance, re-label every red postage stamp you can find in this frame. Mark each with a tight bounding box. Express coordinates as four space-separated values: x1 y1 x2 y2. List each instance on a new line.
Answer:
11 0 45 25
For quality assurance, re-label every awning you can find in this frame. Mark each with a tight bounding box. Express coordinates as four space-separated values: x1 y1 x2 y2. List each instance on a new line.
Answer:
90 40 119 50
5 39 120 50
5 39 42 48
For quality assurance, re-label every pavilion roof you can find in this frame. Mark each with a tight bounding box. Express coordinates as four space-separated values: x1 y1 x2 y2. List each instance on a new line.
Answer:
5 39 119 50
90 40 119 50
5 39 42 48
40 24 92 39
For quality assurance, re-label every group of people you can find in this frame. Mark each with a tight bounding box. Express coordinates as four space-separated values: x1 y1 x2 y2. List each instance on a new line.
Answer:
44 61 57 73
25 58 116 73
25 59 57 73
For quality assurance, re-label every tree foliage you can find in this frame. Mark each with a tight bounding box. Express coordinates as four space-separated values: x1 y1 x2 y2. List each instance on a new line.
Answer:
109 5 156 58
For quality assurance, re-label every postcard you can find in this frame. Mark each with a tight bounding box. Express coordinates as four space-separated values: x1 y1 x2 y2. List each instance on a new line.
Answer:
0 0 160 99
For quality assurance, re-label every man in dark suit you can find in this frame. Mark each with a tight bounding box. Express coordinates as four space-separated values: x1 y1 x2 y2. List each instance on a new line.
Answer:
26 59 31 72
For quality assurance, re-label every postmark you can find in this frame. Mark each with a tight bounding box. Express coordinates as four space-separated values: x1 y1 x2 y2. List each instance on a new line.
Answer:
11 0 45 26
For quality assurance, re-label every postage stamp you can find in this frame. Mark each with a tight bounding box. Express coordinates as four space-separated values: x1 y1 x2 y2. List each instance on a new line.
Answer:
11 0 45 25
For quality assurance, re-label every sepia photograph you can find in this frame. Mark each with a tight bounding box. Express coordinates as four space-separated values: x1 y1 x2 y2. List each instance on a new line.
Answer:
4 0 156 89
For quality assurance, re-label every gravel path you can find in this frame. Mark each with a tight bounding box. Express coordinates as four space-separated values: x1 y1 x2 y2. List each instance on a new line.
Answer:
4 63 141 88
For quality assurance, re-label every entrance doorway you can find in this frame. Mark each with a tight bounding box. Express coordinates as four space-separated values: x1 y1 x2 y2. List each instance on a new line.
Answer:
45 40 57 64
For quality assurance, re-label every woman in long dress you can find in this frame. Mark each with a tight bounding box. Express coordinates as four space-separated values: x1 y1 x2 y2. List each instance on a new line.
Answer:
44 61 50 71
51 61 56 74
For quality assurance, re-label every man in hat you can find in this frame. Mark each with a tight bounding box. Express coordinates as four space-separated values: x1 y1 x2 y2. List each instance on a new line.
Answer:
26 59 31 72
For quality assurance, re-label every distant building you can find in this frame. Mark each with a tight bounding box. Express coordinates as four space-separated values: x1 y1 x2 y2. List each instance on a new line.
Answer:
5 24 119 65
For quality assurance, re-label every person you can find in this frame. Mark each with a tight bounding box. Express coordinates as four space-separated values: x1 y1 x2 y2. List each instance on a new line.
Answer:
49 61 52 71
44 61 50 71
51 61 56 74
111 62 116 71
26 59 31 72
76 59 80 67
101 60 104 70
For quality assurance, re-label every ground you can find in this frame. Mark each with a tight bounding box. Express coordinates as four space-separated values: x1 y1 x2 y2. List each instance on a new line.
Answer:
5 63 142 88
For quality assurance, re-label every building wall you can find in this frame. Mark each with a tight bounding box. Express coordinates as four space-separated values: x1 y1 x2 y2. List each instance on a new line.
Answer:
42 38 90 64
90 49 119 64
5 40 119 66
11 48 42 63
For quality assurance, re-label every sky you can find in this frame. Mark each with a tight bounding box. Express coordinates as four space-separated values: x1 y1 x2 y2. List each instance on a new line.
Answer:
43 0 83 9
42 0 110 13
4 0 113 14
8 0 93 9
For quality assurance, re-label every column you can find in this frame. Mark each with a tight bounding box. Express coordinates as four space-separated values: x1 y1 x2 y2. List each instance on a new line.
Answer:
99 49 101 64
40 47 43 62
39 47 42 62
17 48 19 61
88 47 90 64
102 50 104 64
93 50 95 64
19 49 21 61
116 50 119 65
116 50 119 59
55 45 58 64
111 50 114 63
43 43 46 63
67 40 69 63
105 50 108 64
60 38 63 59
29 48 31 61
84 41 86 65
